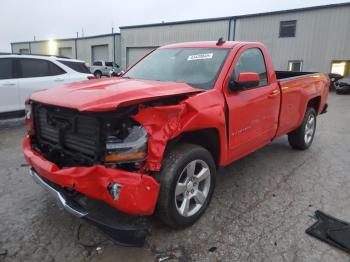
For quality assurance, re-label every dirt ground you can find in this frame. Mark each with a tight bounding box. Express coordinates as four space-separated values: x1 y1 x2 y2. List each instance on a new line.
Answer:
0 93 349 262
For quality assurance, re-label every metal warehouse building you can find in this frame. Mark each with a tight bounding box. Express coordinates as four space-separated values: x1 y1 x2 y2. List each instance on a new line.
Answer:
11 2 350 78
12 33 121 66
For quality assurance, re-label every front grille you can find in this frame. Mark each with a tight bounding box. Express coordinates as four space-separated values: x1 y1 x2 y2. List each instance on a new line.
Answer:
33 103 102 165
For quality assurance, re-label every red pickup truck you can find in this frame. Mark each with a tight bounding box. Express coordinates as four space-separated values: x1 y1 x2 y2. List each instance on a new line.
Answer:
23 41 329 246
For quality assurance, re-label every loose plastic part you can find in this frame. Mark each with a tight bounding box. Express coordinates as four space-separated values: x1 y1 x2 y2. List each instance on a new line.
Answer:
133 92 228 171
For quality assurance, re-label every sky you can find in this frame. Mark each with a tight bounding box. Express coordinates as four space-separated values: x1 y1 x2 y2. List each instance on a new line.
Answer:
0 0 347 51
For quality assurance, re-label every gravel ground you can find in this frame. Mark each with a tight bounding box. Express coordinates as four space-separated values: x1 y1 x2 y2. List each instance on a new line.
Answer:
0 93 349 262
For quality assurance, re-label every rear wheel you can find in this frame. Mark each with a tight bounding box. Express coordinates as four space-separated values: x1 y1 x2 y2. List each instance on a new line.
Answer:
288 107 317 150
156 143 216 228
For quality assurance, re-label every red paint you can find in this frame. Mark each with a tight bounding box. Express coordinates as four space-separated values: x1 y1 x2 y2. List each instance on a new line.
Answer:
24 41 329 215
29 78 202 112
237 72 260 83
23 135 160 215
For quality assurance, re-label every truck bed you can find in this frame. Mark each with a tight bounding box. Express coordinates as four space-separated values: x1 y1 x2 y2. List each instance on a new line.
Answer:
275 71 329 137
276 70 317 80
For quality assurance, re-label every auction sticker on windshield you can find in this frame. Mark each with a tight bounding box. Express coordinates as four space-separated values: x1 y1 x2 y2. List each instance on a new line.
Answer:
187 53 213 61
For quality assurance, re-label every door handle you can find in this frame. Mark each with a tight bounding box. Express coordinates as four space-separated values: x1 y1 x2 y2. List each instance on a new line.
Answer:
268 89 280 98
3 82 16 86
54 78 64 82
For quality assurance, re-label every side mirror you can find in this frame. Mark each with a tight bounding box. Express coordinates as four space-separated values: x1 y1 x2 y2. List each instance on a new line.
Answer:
228 72 260 92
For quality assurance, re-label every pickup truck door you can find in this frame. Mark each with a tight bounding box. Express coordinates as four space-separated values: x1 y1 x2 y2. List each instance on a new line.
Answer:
223 47 280 161
0 58 20 113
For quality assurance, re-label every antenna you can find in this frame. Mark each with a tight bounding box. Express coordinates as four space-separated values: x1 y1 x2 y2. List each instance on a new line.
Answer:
216 37 225 46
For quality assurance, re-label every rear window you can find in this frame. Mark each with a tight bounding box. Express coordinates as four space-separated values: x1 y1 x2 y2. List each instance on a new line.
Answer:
58 60 90 74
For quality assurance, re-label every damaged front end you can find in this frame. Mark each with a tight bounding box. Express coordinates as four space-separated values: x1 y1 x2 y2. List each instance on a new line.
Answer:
24 95 197 246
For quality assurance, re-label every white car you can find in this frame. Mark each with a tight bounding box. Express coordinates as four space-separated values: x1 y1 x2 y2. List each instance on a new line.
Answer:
90 61 120 78
0 54 93 116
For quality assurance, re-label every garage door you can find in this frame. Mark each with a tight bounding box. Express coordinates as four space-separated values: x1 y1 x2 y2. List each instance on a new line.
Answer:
59 47 72 58
126 47 157 67
92 45 109 63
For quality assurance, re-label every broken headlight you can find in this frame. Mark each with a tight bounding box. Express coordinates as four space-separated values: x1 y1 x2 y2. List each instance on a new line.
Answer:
104 124 147 164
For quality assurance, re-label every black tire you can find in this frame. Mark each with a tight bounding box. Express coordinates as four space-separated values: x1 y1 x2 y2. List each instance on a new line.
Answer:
94 71 102 78
288 107 317 150
156 143 216 228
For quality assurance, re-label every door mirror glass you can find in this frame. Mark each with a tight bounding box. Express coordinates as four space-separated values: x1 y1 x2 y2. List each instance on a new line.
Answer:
228 72 260 92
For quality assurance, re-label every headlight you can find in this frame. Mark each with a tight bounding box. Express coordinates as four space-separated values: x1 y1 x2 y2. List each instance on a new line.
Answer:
104 125 147 163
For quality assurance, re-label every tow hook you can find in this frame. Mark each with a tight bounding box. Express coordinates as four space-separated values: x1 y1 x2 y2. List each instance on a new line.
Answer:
108 183 122 200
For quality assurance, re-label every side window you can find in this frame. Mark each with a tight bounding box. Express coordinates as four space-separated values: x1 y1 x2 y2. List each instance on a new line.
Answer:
19 59 64 78
233 48 268 87
48 62 66 75
0 58 14 80
105 62 113 67
20 58 50 78
93 61 102 66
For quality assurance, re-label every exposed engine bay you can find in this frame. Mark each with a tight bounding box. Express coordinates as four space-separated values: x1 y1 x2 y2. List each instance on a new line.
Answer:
30 96 187 171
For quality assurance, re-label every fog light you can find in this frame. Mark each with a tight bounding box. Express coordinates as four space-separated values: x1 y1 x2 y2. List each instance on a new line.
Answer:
108 183 122 200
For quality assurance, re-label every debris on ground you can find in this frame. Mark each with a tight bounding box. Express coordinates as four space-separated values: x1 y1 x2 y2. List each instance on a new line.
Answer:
208 246 217 252
306 210 350 254
0 249 8 256
95 246 103 255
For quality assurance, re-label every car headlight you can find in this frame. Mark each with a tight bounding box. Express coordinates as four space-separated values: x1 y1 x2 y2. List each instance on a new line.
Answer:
104 125 147 163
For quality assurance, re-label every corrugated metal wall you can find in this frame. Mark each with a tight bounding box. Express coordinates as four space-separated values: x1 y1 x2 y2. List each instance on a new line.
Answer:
10 5 350 73
120 20 230 68
76 36 113 65
11 35 121 66
235 5 350 72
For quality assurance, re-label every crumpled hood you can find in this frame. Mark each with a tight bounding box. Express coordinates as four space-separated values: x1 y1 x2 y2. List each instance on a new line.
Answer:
30 78 202 111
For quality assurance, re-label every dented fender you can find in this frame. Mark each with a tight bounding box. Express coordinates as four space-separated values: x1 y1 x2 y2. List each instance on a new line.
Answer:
133 91 228 171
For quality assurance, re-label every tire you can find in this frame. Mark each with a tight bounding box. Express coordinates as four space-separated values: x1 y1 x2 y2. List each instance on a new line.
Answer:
288 107 317 150
94 71 102 78
156 143 216 228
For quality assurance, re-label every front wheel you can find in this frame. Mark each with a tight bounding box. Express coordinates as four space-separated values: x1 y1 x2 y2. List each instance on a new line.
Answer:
288 107 317 150
156 143 216 228
94 71 102 78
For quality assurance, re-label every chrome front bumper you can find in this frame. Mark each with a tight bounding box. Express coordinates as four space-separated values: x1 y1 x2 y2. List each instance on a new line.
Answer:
29 168 88 217
29 168 150 247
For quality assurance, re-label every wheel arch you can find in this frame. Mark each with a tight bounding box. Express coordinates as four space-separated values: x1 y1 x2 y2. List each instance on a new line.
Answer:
165 128 221 168
307 96 321 114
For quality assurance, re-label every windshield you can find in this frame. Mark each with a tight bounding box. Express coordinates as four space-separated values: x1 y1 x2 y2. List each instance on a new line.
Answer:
124 48 230 89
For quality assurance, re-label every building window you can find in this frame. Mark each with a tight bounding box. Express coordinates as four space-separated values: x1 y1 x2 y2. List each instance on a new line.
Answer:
279 20 297 38
331 61 350 77
19 48 30 54
288 60 303 72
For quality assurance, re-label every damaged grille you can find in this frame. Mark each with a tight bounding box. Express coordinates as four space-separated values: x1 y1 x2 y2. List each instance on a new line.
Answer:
32 103 103 166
